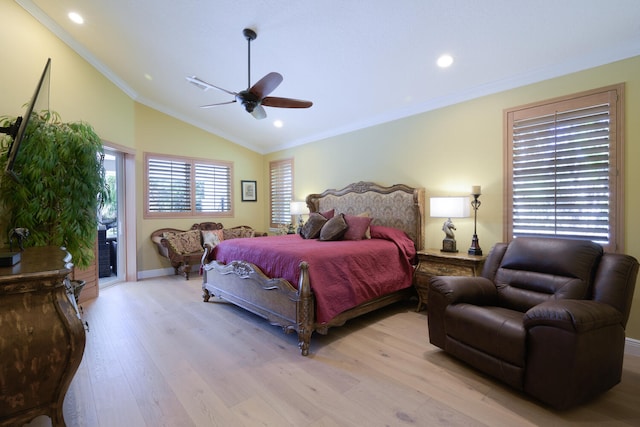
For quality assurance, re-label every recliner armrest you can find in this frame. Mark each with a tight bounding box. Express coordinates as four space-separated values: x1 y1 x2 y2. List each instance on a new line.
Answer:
524 300 622 333
429 276 498 305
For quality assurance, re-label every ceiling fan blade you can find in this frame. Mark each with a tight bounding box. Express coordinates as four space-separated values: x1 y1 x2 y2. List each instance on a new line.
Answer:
251 105 267 120
249 72 283 99
199 100 237 109
186 76 237 97
262 97 313 109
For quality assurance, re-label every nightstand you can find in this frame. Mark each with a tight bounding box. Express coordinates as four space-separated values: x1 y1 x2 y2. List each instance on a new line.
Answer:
414 249 486 311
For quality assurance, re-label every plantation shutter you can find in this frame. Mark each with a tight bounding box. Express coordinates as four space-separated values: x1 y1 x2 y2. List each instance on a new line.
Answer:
270 158 293 228
506 87 622 250
147 158 191 212
195 163 231 213
145 153 233 218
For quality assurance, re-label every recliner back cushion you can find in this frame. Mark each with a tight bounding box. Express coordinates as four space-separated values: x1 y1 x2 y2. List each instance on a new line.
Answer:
493 237 603 312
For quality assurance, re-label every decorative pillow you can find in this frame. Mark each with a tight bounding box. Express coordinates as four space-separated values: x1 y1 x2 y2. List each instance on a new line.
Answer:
165 229 202 254
239 227 256 238
162 231 177 239
359 212 372 239
223 227 255 240
164 235 185 255
300 212 328 239
319 208 335 220
202 229 224 248
343 214 373 241
319 213 348 241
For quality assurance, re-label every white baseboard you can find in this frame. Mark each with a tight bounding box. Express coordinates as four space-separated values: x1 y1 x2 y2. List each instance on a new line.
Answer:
626 337 640 357
137 265 201 281
137 267 175 280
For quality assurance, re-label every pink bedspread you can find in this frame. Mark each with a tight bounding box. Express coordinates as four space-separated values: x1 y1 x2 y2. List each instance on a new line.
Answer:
211 226 416 324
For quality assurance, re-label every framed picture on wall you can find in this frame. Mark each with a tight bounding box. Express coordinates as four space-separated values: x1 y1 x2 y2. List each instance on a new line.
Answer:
241 180 257 202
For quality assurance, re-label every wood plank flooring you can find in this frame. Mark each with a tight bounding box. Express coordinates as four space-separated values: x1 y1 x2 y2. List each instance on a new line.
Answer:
43 275 640 426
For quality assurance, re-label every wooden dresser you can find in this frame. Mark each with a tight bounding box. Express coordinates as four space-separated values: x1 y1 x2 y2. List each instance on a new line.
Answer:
414 248 486 311
0 246 86 427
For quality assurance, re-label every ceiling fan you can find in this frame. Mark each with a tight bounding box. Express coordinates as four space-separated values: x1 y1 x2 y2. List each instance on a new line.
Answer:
186 28 313 120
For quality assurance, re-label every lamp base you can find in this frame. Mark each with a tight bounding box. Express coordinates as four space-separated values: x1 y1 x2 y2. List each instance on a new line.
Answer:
442 238 458 253
468 234 482 256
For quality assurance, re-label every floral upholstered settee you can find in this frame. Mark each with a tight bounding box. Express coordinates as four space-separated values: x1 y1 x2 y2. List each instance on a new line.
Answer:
150 222 266 280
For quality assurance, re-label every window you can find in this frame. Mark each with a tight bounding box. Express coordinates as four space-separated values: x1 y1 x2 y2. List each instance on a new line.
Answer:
504 84 624 252
269 158 293 228
144 153 233 218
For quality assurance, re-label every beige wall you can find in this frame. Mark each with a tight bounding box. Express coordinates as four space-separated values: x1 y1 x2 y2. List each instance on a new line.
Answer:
133 104 264 273
2 1 640 339
265 56 640 339
0 3 135 146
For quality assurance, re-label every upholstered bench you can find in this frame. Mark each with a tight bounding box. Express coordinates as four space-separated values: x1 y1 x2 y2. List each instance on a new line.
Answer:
150 222 266 280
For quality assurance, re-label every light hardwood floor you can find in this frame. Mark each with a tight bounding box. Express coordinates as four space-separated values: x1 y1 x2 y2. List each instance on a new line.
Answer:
39 275 640 426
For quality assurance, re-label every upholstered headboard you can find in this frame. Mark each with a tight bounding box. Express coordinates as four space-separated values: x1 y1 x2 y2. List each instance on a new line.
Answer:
306 181 425 251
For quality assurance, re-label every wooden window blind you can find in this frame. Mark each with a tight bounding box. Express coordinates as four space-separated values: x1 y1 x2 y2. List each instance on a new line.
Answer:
505 84 624 252
269 158 293 228
144 153 233 218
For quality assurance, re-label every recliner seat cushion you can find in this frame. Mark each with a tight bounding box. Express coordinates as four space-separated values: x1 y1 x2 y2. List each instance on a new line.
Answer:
495 273 590 312
445 304 526 367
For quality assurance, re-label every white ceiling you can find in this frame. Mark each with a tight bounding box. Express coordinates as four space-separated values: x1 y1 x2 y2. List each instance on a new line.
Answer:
18 0 640 154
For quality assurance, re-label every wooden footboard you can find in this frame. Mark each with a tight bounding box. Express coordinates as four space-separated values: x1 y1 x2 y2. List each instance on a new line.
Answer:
202 259 414 355
202 260 315 355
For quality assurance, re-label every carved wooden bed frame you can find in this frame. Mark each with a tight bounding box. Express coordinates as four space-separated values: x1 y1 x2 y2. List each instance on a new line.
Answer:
201 181 425 355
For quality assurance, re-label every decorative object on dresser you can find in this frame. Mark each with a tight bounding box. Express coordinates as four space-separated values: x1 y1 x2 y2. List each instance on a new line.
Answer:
0 246 85 427
468 185 483 255
413 248 486 311
8 227 29 251
202 181 425 356
427 236 638 409
430 196 470 252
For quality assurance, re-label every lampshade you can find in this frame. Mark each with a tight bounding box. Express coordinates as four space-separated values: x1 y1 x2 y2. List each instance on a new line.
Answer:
290 201 307 215
430 197 470 218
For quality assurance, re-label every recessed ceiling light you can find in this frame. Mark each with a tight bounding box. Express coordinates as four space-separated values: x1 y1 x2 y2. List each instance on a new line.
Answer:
68 12 84 24
273 120 283 128
437 54 454 68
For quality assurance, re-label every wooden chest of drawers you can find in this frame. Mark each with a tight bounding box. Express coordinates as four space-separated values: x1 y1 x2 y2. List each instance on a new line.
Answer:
414 249 486 311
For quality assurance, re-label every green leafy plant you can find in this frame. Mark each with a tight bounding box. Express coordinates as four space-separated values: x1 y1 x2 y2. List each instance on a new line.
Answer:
0 110 106 267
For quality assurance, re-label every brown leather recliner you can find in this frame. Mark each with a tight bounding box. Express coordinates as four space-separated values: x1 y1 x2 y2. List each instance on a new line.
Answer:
427 236 638 409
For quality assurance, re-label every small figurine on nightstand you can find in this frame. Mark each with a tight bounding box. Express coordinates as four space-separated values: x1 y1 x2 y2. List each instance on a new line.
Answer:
9 227 29 251
442 219 458 252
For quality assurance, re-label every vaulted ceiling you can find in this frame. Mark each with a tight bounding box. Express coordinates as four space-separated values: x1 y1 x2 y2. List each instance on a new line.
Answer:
18 0 640 153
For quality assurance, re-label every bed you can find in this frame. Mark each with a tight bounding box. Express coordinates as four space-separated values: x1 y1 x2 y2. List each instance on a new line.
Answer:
201 181 425 355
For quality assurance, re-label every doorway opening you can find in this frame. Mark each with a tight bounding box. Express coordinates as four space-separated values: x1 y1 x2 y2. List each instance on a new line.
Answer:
98 149 123 288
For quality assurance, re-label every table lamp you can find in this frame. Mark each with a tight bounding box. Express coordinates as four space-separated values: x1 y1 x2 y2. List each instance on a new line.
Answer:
430 196 470 252
290 201 307 234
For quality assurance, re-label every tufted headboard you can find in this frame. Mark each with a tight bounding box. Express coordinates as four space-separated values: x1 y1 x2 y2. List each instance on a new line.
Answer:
305 181 425 251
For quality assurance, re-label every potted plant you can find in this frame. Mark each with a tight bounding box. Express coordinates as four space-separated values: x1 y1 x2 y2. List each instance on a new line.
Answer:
0 110 106 268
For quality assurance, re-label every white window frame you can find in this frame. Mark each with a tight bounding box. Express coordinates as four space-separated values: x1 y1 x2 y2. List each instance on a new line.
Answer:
144 152 233 218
